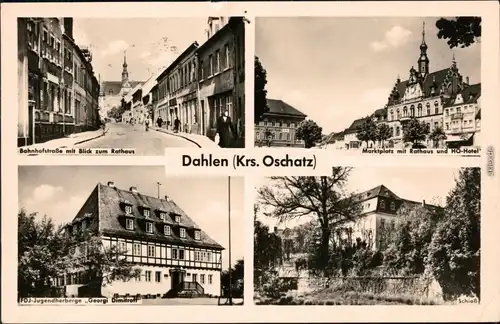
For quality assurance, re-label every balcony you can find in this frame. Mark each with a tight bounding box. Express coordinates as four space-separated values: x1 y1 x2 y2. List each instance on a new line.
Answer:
451 113 463 120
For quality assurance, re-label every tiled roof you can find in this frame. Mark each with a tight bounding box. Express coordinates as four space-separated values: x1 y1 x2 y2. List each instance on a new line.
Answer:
344 117 368 134
445 83 481 107
353 184 442 212
373 108 387 117
101 81 143 97
265 99 307 118
354 185 400 203
96 183 224 250
387 68 456 106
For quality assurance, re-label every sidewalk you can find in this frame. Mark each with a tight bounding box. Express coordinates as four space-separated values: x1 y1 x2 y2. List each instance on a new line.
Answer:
26 129 105 149
152 127 220 148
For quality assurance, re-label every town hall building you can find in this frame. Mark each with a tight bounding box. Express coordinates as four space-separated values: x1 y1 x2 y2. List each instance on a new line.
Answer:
330 22 481 150
55 181 224 298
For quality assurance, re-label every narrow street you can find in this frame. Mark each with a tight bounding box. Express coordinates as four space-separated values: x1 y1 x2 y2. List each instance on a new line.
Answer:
77 122 198 155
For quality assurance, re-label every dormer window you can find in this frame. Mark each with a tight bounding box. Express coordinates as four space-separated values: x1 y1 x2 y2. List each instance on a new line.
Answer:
126 219 134 230
390 202 396 211
380 201 385 209
175 215 181 223
146 222 153 234
180 228 186 238
125 205 132 215
143 209 150 218
194 230 201 240
164 225 171 236
159 212 166 220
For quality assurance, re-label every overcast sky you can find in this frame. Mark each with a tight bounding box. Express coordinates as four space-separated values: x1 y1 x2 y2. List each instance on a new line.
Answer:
18 166 244 268
255 167 464 230
73 18 208 82
256 17 481 134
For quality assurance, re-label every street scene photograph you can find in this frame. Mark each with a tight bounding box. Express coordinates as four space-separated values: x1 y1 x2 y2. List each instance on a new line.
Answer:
254 17 481 150
253 167 480 305
18 16 246 154
18 166 244 305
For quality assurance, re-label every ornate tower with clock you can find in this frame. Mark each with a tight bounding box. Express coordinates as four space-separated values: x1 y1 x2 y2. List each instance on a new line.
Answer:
418 21 429 79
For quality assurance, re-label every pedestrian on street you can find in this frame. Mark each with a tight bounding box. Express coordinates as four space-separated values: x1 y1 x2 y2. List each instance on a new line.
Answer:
216 110 236 148
157 116 163 128
174 117 181 133
145 118 150 131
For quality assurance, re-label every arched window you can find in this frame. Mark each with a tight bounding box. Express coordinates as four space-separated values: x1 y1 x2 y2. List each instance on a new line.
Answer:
390 109 394 121
410 105 415 117
426 102 431 115
403 106 408 117
434 101 439 114
417 103 422 116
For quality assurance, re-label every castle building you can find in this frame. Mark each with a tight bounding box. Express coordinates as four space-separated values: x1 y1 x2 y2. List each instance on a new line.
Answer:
330 22 481 150
254 99 307 147
336 185 442 250
56 182 224 298
100 52 143 121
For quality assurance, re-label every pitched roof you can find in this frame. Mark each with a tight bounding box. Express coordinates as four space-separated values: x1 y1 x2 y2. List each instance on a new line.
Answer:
101 81 143 97
387 68 457 106
265 99 307 118
344 117 368 134
96 183 224 250
353 185 400 203
352 184 442 212
373 108 387 117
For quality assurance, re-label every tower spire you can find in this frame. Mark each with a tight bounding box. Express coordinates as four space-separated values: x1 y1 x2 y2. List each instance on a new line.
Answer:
421 21 426 45
418 20 429 78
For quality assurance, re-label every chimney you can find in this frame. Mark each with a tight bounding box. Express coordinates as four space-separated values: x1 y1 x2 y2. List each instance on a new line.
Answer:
466 76 469 84
274 226 278 233
422 200 426 206
107 181 115 187
164 195 170 202
129 186 138 193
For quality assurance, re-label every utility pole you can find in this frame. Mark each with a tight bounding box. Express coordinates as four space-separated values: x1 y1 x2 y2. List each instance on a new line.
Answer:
156 181 162 198
228 176 233 305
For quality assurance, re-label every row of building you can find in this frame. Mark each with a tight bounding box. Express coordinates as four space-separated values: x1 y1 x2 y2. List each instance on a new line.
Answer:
102 16 245 147
17 18 101 147
323 23 481 150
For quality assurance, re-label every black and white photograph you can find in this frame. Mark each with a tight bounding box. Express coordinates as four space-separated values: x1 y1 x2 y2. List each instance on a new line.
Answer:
18 166 244 305
17 17 246 154
254 17 481 150
254 168 480 305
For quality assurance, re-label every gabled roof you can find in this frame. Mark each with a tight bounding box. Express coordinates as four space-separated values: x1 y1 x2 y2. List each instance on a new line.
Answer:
95 183 224 250
264 99 307 118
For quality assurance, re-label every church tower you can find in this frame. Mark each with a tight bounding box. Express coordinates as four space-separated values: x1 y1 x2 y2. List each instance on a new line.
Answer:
120 51 132 96
418 21 430 79
121 51 131 88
